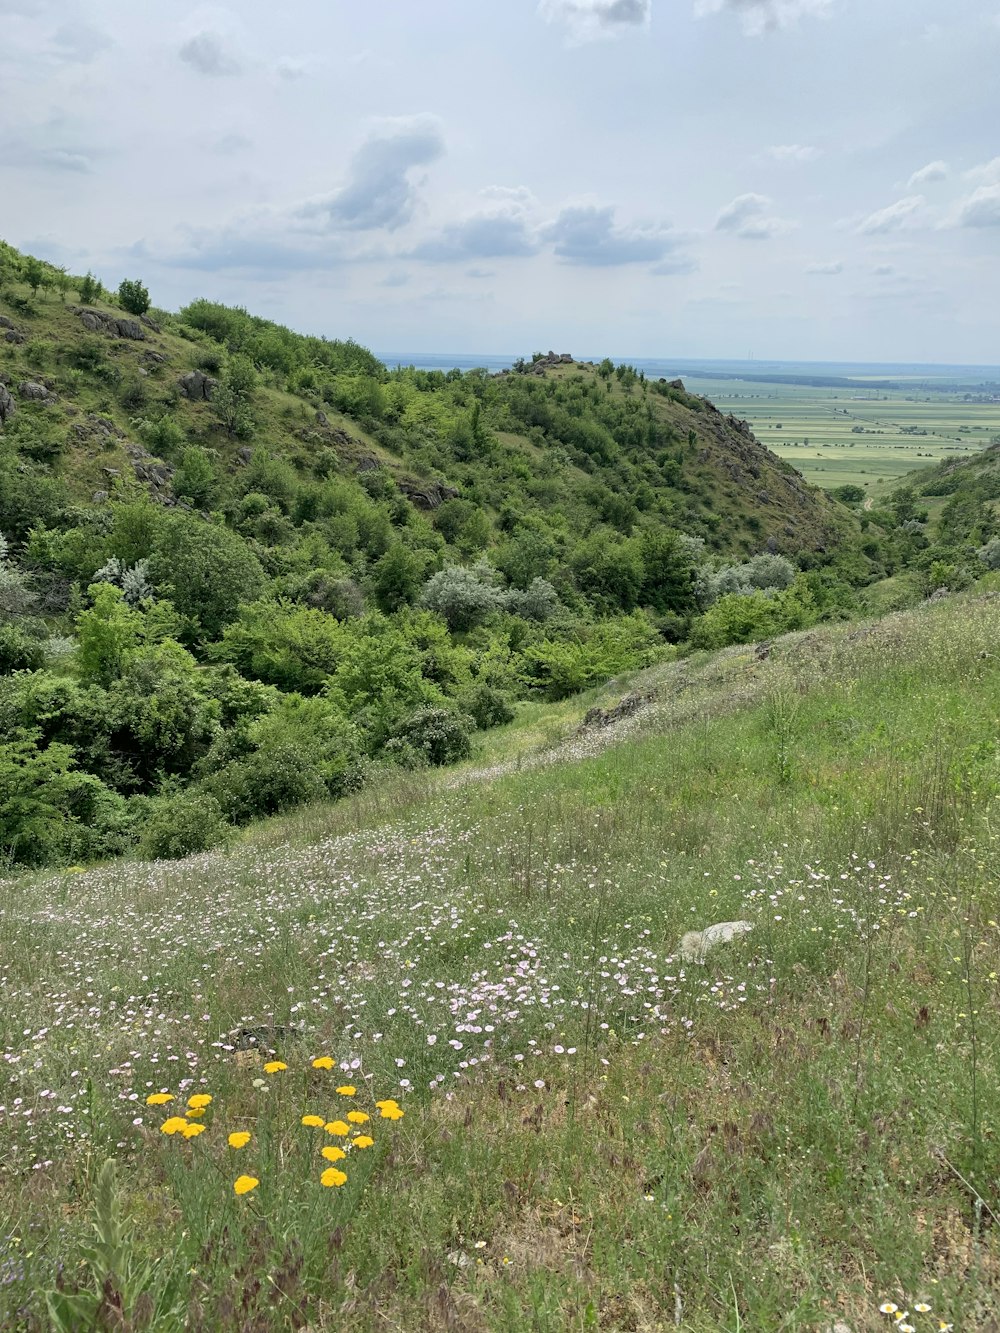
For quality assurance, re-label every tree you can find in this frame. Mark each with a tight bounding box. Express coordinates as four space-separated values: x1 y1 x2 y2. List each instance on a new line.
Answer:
117 278 150 316
76 584 143 685
78 271 102 304
173 447 219 508
22 256 48 297
148 512 266 638
372 543 423 613
213 354 258 439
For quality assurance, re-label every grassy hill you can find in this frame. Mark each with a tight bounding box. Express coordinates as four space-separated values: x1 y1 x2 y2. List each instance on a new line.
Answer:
3 586 999 1330
0 243 883 872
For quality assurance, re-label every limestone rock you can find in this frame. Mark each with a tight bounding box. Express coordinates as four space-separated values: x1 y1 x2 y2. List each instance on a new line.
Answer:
18 380 52 402
177 369 217 401
0 383 14 425
397 476 460 510
75 307 147 340
0 317 25 345
679 920 754 964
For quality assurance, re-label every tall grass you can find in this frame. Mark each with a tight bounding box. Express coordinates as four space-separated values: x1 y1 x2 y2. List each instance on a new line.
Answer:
2 592 1000 1329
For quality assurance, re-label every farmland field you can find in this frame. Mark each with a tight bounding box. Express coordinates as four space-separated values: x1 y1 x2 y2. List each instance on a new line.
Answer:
677 376 1000 491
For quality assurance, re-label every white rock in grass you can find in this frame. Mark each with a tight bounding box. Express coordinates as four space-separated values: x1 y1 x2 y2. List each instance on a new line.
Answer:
679 920 754 963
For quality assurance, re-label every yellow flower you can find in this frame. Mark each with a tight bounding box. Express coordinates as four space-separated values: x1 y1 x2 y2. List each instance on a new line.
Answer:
320 1167 348 1187
234 1175 259 1196
375 1099 397 1111
321 1145 347 1162
228 1131 251 1149
346 1110 369 1124
352 1135 374 1149
186 1108 205 1119
146 1093 174 1106
379 1104 404 1120
187 1094 212 1110
160 1117 188 1135
336 1085 356 1096
311 1056 334 1070
182 1122 206 1139
325 1120 350 1136
301 1114 325 1128
263 1061 287 1074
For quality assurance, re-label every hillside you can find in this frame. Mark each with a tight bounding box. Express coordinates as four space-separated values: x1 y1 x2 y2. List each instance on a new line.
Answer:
3 588 999 1330
0 243 885 872
0 256 850 560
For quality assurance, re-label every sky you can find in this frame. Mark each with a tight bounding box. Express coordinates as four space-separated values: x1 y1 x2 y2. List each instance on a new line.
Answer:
2 0 999 363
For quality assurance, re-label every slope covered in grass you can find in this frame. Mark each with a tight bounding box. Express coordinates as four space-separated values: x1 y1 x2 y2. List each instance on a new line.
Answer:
3 586 999 1330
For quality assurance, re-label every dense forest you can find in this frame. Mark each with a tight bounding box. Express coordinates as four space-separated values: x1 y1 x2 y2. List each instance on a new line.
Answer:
1 242 997 868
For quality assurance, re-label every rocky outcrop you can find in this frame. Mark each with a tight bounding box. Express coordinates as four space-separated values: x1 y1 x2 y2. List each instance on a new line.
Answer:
19 380 54 402
397 477 460 510
127 443 175 498
0 382 15 425
177 370 217 401
69 414 124 447
0 315 25 345
519 350 575 376
75 307 147 340
581 689 658 731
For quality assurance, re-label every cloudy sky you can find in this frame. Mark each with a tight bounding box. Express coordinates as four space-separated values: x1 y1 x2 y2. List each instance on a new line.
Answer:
2 0 999 362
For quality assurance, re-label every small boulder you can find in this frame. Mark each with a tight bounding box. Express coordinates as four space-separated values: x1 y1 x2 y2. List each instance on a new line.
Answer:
178 369 217 401
18 380 52 402
679 920 754 964
0 383 15 425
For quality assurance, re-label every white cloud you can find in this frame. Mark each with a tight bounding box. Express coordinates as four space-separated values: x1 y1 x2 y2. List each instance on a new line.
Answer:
539 0 651 42
767 144 820 163
855 195 924 235
806 259 843 274
953 184 1000 228
715 192 769 230
410 210 539 262
965 156 1000 185
179 30 242 76
695 0 832 37
301 115 445 233
906 159 947 188
544 204 683 265
715 192 794 238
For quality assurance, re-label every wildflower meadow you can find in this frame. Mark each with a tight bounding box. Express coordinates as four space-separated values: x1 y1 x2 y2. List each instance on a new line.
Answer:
2 591 1000 1329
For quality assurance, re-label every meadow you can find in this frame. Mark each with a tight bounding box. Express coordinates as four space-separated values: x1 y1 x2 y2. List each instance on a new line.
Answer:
680 376 1000 492
2 585 1000 1330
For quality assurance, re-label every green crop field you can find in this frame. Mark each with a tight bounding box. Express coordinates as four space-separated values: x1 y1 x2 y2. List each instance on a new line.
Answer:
681 376 1000 492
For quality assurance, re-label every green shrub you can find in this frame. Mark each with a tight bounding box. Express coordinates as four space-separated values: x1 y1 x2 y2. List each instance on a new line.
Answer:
117 279 150 316
387 706 472 766
419 564 501 630
148 512 266 638
0 736 110 868
460 682 515 731
136 791 229 861
0 624 44 674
